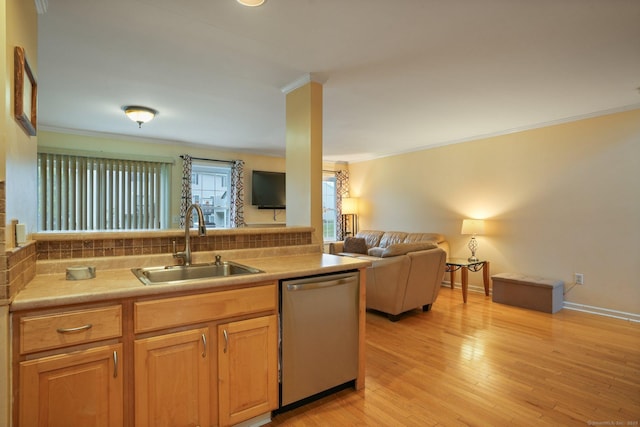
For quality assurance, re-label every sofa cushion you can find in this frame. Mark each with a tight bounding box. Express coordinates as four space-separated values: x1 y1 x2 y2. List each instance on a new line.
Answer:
354 230 385 249
343 237 368 254
379 232 408 248
380 242 438 258
367 247 385 257
404 233 445 244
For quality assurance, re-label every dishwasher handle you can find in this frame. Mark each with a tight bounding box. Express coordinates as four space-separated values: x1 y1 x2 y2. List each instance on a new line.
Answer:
286 277 356 292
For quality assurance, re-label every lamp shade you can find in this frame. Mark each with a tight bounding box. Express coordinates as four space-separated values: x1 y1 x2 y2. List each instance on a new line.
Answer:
341 197 359 215
461 219 485 235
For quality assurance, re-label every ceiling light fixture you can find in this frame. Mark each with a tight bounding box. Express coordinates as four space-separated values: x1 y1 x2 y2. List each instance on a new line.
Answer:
123 106 158 128
237 0 265 6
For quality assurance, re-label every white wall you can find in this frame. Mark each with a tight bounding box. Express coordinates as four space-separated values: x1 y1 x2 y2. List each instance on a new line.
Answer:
349 109 640 315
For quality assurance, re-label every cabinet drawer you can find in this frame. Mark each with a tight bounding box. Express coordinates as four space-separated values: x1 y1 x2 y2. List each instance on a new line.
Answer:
135 283 277 333
20 305 122 354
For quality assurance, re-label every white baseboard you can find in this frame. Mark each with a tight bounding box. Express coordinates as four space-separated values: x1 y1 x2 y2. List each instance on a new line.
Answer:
442 281 489 296
562 302 640 323
441 281 640 323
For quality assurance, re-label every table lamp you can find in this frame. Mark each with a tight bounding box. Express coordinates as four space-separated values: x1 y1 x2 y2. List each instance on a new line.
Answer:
461 219 485 262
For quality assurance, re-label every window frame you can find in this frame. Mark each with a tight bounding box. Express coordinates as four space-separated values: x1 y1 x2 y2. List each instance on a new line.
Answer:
322 172 338 242
190 161 232 229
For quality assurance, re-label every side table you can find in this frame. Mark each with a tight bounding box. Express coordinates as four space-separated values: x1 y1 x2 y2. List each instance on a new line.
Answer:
445 258 490 303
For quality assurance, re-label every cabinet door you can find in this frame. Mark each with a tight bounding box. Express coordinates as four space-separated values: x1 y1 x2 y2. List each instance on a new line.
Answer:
134 327 210 427
218 315 278 427
19 343 123 427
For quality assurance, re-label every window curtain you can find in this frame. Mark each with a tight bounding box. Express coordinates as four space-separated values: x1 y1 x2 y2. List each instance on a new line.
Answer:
179 154 192 228
230 160 245 227
335 170 350 240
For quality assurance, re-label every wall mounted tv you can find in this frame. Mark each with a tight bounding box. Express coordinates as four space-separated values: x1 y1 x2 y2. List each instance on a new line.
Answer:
252 170 286 209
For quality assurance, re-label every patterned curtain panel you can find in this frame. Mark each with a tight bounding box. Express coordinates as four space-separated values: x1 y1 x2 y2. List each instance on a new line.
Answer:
179 154 193 228
335 170 350 240
230 160 245 227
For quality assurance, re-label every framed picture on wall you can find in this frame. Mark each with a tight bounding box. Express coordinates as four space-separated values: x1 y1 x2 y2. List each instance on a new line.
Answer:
14 46 38 136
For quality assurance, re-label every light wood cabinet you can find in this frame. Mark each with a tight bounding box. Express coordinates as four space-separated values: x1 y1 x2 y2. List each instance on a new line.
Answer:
134 327 210 427
13 283 279 427
19 343 123 427
133 282 278 426
218 315 278 427
19 305 122 354
15 304 124 427
134 285 276 334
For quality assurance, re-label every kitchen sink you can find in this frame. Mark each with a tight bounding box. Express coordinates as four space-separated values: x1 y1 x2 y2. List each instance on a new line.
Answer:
131 261 263 285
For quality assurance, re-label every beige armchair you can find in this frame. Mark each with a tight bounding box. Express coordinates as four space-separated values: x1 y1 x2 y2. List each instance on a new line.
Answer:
329 230 448 321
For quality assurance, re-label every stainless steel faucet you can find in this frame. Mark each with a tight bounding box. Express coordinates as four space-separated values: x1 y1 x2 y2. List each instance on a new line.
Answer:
173 203 207 266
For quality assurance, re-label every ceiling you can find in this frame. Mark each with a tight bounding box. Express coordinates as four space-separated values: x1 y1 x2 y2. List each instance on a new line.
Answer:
37 0 640 163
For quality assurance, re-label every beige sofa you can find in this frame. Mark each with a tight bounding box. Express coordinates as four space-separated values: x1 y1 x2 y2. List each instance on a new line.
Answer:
329 230 448 321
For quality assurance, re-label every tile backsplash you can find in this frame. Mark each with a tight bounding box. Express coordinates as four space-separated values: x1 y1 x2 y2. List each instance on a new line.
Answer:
35 231 313 260
6 243 36 300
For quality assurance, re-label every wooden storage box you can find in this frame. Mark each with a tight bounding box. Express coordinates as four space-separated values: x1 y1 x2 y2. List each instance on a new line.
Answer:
492 273 564 313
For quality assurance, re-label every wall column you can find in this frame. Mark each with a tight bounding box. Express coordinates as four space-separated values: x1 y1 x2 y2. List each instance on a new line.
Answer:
284 79 323 244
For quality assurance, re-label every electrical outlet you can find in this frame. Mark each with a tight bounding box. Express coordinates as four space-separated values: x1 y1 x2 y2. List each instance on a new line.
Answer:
575 273 584 285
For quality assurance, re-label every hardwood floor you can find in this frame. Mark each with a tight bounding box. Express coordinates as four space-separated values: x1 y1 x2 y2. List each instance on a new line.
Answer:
269 286 640 426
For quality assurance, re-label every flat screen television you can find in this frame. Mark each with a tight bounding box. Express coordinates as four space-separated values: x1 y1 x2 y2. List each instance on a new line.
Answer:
252 170 286 209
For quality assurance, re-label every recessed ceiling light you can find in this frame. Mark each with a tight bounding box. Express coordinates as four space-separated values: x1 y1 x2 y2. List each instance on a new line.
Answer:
237 0 265 6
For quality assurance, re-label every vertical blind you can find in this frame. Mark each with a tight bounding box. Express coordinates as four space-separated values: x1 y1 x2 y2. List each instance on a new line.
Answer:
38 153 170 231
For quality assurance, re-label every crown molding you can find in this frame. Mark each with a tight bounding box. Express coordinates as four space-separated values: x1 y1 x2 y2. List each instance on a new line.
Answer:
280 73 328 94
346 103 640 164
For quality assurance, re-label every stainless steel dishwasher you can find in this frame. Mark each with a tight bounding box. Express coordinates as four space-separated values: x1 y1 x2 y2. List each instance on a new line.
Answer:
279 271 360 409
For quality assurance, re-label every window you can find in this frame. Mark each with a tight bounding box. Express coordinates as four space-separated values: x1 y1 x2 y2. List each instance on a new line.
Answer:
191 161 231 228
322 173 337 241
38 152 170 231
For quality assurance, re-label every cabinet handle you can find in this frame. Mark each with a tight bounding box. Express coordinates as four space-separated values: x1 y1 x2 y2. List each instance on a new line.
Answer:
56 323 93 334
201 333 207 358
113 351 118 378
223 329 228 353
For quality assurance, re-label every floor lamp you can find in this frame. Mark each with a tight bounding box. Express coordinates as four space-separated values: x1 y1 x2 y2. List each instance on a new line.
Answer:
341 197 359 237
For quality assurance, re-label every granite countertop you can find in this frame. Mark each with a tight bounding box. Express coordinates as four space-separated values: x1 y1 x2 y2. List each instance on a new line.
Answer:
11 253 370 312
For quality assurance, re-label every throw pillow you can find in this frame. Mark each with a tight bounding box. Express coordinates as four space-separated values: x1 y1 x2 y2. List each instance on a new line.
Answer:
343 237 368 254
380 241 438 258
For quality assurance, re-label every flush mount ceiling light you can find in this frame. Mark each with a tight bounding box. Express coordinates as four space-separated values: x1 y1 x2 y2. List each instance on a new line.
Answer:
237 0 265 6
123 106 158 128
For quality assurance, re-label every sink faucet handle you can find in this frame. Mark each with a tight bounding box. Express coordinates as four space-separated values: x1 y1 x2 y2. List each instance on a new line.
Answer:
215 255 222 266
172 240 186 264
